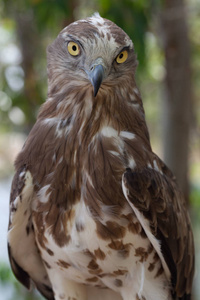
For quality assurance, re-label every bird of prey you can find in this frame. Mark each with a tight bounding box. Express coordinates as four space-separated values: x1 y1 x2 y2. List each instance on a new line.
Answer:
8 13 194 300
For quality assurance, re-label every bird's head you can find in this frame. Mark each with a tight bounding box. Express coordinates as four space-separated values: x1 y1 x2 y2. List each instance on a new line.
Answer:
47 13 138 97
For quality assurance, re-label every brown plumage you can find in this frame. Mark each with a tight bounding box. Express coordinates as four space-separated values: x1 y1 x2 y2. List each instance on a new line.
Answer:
8 13 194 300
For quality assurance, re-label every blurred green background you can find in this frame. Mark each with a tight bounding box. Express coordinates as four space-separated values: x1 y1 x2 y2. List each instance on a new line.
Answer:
0 0 199 299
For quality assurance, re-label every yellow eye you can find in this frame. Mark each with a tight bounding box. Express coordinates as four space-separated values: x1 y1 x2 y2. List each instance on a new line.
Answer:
116 50 128 64
67 42 80 56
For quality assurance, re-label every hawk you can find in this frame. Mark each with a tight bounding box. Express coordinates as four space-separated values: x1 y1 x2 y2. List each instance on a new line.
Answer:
8 13 194 300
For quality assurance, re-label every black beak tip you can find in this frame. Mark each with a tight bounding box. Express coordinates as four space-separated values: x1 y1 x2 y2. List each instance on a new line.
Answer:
94 87 99 97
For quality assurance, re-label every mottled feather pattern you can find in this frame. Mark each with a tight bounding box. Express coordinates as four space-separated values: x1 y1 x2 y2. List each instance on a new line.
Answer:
122 166 194 297
8 13 194 300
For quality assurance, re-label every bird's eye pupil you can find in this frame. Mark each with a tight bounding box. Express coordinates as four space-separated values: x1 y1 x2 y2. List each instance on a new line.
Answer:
67 42 80 56
116 50 128 64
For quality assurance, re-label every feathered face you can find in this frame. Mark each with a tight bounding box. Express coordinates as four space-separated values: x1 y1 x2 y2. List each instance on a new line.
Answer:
47 13 137 97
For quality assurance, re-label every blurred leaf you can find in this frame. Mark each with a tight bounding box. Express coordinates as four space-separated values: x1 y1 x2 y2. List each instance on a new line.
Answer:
0 263 13 282
190 185 200 217
0 263 43 300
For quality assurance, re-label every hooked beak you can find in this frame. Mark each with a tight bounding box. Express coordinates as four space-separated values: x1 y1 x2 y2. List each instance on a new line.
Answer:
88 64 104 97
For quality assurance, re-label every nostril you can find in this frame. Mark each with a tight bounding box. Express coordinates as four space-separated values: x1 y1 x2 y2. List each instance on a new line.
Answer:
90 66 94 71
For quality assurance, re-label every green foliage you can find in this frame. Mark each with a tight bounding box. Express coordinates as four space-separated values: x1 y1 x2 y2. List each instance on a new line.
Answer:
0 263 12 282
0 262 43 300
190 185 200 221
30 0 72 31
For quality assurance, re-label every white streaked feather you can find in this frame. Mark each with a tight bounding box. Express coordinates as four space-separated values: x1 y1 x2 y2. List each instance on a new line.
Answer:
133 87 139 95
38 184 51 204
147 160 163 175
101 126 118 138
138 262 145 298
120 131 135 140
109 150 120 157
90 12 104 25
129 93 136 102
128 157 136 169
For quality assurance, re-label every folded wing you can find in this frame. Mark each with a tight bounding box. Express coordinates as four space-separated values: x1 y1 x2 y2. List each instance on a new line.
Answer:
122 162 194 299
8 165 54 300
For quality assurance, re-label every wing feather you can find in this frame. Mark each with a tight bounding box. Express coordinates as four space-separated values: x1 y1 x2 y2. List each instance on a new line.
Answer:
8 166 54 300
122 164 194 299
